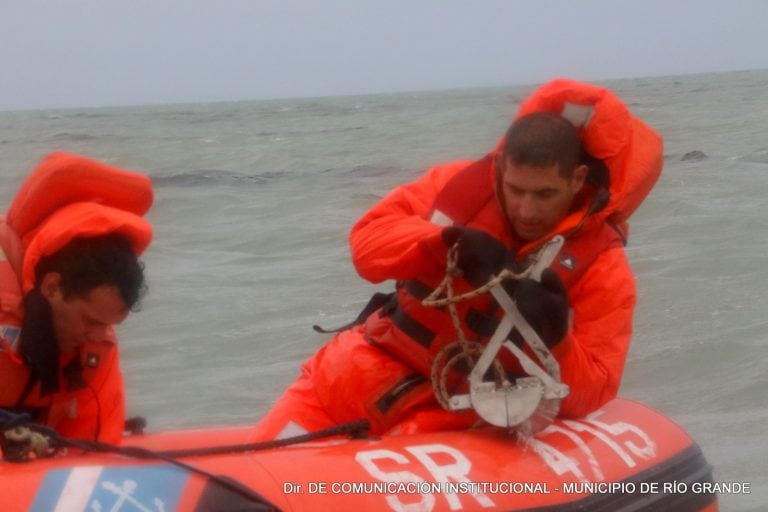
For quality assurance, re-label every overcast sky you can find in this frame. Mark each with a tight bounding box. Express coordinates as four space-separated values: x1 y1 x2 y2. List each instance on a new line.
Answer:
1 0 766 111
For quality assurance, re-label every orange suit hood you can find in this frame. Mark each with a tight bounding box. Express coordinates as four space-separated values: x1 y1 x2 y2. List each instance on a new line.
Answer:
499 79 664 254
5 152 153 293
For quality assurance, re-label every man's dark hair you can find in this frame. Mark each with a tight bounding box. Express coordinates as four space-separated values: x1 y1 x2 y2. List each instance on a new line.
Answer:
34 233 147 310
502 112 583 178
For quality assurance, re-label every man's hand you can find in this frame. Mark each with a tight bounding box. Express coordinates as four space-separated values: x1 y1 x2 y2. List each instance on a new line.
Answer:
442 226 512 287
514 269 569 348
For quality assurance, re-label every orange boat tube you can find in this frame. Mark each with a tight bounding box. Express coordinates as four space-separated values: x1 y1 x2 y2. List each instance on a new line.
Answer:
2 398 717 511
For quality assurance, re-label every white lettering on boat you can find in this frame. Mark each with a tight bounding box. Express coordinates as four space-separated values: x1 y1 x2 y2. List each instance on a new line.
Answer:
542 425 604 480
407 445 494 510
355 449 437 511
355 411 658 510
532 410 658 482
355 444 494 511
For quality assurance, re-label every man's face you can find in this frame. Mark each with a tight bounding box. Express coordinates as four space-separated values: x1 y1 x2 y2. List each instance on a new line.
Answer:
498 155 587 241
42 275 129 353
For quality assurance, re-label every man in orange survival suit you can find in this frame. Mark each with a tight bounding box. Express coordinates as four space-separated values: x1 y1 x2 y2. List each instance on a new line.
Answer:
0 152 153 445
252 79 663 439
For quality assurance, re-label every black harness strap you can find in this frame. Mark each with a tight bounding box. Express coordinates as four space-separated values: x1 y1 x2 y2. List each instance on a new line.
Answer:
312 292 396 333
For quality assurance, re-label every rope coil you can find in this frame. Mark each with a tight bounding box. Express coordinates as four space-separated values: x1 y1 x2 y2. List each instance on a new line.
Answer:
2 426 55 460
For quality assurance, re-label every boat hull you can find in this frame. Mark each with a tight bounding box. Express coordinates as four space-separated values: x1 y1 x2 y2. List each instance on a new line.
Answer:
2 398 717 511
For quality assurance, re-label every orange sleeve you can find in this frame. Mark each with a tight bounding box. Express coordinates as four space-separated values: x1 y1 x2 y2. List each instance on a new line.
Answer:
349 162 470 283
554 246 636 418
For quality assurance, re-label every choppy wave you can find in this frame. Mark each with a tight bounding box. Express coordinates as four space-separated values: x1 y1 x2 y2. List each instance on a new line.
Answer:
48 131 101 142
53 112 113 120
152 169 286 187
335 164 412 178
736 148 768 165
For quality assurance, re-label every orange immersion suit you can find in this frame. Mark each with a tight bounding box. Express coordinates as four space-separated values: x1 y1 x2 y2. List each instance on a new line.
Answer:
0 152 153 443
253 79 663 440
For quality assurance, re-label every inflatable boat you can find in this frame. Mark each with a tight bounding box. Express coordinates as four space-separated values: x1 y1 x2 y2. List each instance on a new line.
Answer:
1 398 716 512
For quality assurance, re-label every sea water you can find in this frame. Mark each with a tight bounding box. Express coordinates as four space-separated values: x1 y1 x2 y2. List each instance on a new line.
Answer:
1 69 766 511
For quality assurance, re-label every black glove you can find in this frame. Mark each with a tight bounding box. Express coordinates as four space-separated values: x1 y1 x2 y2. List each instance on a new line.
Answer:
442 226 512 287
513 269 569 348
